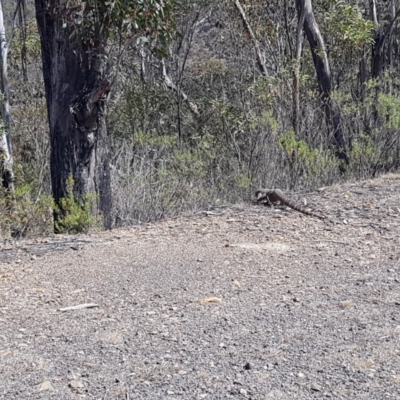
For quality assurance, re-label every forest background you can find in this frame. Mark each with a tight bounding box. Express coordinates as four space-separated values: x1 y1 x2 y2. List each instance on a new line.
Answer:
1 0 400 237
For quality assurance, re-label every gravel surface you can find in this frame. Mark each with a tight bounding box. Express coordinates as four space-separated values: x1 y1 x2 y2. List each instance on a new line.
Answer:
1 174 400 399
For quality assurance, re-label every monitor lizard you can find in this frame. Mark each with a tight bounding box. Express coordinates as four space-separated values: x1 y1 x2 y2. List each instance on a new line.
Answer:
255 189 326 220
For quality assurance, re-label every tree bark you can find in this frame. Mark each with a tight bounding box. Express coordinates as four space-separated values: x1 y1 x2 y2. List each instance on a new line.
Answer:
387 0 396 67
233 0 268 76
370 0 400 80
0 0 14 190
296 0 348 164
292 1 305 137
35 0 112 229
370 0 384 80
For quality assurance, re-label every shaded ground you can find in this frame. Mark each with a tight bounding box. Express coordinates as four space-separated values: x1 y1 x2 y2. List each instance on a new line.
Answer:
1 174 400 399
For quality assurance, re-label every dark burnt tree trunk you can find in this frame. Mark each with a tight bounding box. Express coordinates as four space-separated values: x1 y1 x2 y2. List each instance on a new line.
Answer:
369 0 400 79
370 0 384 81
369 0 400 126
35 1 112 229
296 0 349 165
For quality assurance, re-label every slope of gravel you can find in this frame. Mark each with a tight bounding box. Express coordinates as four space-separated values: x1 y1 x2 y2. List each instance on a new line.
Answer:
1 174 400 399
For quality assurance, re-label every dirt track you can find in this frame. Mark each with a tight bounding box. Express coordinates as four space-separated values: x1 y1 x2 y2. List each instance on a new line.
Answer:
1 174 400 399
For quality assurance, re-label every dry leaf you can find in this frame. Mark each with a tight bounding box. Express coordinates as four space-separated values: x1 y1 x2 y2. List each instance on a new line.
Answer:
200 297 221 304
37 381 53 391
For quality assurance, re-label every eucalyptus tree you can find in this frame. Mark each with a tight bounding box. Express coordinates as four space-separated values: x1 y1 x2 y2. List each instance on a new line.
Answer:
0 0 13 190
369 0 400 80
296 0 348 164
34 0 174 229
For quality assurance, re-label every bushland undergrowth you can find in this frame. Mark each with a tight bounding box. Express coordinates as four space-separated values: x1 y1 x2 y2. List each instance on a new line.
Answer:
1 2 400 237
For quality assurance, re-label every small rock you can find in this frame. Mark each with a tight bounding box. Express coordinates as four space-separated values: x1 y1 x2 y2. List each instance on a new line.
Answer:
37 381 53 391
178 370 187 375
200 297 221 304
69 380 84 389
311 383 322 392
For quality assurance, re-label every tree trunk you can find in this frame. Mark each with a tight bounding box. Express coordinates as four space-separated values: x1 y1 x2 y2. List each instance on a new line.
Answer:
370 0 384 80
296 0 349 164
387 0 396 67
370 0 400 80
0 0 14 190
292 1 305 137
35 1 112 229
233 0 268 76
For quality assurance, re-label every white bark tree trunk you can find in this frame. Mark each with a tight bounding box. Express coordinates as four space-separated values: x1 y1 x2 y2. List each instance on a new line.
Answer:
0 0 14 190
292 3 306 137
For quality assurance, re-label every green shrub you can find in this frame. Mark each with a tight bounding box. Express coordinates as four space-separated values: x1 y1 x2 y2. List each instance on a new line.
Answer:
54 176 98 234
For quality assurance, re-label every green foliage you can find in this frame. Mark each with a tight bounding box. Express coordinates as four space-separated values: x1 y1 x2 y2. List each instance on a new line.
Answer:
248 76 283 107
279 130 332 178
377 93 400 130
235 173 251 189
54 176 97 234
325 1 374 47
173 149 208 179
341 77 400 176
349 133 376 162
134 130 177 147
9 20 41 66
279 130 316 160
64 0 175 55
0 185 54 238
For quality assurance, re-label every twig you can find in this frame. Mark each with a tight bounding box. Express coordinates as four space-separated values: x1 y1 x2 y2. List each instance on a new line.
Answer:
59 303 99 312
